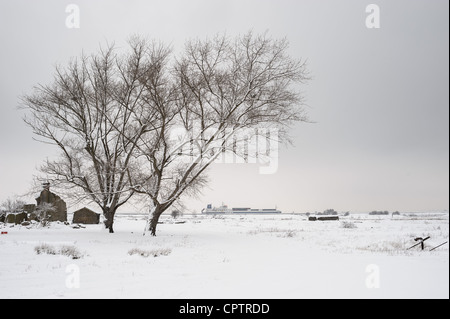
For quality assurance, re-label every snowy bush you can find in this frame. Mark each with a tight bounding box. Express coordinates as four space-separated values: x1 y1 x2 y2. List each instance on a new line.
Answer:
34 243 57 255
171 210 181 219
34 243 83 259
341 221 357 229
128 247 172 258
35 202 56 227
59 245 83 259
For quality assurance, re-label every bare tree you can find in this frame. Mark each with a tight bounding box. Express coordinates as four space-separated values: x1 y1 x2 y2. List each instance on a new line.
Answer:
21 37 170 233
134 32 310 235
35 202 56 227
21 32 309 236
0 197 26 213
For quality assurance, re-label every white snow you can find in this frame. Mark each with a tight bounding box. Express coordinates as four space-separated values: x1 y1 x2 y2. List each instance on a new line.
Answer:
0 212 448 299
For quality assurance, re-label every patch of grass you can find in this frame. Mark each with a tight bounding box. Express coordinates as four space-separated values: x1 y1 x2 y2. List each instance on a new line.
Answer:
248 227 298 238
128 247 172 258
356 240 412 255
278 229 297 238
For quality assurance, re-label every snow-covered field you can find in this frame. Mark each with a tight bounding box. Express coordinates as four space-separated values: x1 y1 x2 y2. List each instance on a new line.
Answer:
0 212 448 299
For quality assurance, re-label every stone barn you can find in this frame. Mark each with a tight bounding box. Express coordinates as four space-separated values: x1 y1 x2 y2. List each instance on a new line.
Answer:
35 183 67 222
72 207 100 224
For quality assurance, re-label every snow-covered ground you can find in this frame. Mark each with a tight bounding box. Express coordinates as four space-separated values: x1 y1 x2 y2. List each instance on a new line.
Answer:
0 212 448 299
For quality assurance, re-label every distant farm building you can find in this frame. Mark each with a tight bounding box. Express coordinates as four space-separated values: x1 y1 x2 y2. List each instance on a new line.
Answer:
72 207 100 224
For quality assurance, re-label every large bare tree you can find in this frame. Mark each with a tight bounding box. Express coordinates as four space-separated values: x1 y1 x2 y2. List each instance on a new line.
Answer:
133 32 310 235
21 32 309 236
21 37 170 232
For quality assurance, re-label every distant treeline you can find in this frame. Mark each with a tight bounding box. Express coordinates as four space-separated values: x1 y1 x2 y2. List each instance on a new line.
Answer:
303 209 401 216
306 209 340 216
369 211 400 215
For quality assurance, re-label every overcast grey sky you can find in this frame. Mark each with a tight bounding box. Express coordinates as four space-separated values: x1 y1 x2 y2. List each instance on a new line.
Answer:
0 0 448 214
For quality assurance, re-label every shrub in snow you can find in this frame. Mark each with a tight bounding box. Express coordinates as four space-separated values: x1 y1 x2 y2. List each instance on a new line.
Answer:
35 202 57 227
59 245 83 259
279 229 297 238
128 247 172 258
171 210 181 219
34 243 83 259
341 221 357 229
34 243 57 255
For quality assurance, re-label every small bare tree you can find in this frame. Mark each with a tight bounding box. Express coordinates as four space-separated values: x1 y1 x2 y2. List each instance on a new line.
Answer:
0 197 26 213
21 37 169 233
35 202 56 227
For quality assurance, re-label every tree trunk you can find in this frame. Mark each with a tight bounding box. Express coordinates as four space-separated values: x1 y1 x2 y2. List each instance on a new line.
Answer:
103 207 117 233
147 206 164 236
149 215 158 236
